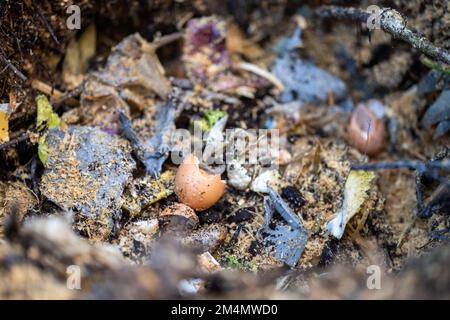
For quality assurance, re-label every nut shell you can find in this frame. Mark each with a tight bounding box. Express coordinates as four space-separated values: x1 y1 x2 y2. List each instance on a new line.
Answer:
175 154 225 211
348 103 386 156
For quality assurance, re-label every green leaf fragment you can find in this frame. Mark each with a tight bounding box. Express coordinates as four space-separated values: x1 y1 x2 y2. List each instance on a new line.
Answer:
36 95 61 165
204 110 227 128
36 95 61 129
38 135 49 165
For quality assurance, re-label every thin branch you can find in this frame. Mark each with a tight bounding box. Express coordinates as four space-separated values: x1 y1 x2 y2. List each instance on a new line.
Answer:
152 32 184 50
316 5 450 65
31 79 81 108
0 50 27 81
0 132 29 151
34 2 60 46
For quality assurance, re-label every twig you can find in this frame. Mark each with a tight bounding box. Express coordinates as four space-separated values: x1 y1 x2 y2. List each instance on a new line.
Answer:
420 56 450 75
0 132 29 151
34 2 60 46
352 160 450 189
152 32 184 50
31 79 64 99
316 5 450 65
352 160 450 172
52 82 84 108
31 79 79 107
0 51 27 81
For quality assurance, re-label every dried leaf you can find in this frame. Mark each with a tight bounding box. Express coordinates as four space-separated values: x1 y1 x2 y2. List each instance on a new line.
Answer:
326 170 376 239
63 24 97 88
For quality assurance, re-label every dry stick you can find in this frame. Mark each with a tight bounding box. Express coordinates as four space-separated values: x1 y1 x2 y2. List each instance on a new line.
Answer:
0 51 27 81
316 6 450 65
31 79 64 99
0 132 29 151
34 2 60 46
31 79 79 107
236 62 285 91
152 32 184 50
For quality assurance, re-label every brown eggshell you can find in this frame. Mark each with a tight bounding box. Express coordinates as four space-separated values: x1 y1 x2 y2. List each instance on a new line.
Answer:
159 203 199 232
175 154 225 211
348 103 386 156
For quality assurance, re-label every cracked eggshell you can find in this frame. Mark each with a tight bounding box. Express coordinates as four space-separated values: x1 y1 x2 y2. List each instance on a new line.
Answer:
175 154 225 211
227 160 252 190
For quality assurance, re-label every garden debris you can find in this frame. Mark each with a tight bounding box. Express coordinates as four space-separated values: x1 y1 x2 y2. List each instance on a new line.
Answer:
203 109 228 130
264 101 302 132
226 23 265 61
183 16 270 97
227 160 252 191
1 0 450 300
281 186 306 208
69 33 171 132
202 114 228 172
0 103 11 143
174 154 225 211
351 147 450 220
93 33 171 99
63 24 97 89
117 218 159 261
326 170 376 239
0 181 36 239
316 6 450 65
36 95 62 165
181 224 228 253
420 183 450 219
250 169 282 193
178 252 222 296
36 95 61 130
272 44 346 104
119 99 178 178
422 89 450 138
122 170 175 218
159 203 199 234
260 188 309 268
347 100 387 156
40 126 135 240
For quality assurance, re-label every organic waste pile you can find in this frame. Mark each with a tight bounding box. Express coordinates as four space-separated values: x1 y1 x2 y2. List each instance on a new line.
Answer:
0 0 449 299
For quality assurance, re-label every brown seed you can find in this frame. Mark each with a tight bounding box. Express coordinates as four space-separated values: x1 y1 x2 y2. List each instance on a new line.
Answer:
348 103 386 156
175 154 225 211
